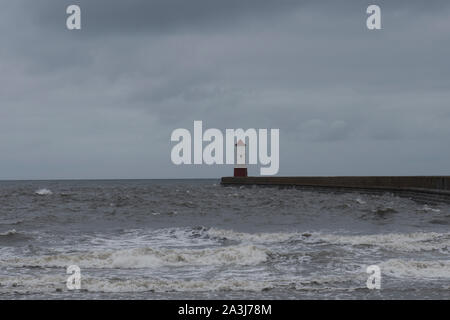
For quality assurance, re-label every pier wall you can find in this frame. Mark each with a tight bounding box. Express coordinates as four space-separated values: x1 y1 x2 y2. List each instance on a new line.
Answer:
221 176 450 200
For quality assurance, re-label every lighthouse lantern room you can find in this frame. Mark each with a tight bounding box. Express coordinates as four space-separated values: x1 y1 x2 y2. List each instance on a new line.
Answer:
234 139 248 177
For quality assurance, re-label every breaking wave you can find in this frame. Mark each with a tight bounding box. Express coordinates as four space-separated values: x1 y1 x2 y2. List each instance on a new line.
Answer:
0 273 368 294
35 189 53 196
316 232 450 252
206 228 449 252
1 258 448 295
0 229 17 237
5 244 268 269
381 259 450 279
0 275 279 294
206 228 298 243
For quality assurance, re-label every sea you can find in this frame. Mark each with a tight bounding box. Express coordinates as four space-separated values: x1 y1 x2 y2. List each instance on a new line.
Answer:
0 179 449 299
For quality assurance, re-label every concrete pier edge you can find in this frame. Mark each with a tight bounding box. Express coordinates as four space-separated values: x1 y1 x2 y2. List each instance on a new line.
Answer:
220 176 450 203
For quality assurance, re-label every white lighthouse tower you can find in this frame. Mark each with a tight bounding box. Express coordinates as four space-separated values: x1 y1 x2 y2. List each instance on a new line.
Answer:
234 139 248 177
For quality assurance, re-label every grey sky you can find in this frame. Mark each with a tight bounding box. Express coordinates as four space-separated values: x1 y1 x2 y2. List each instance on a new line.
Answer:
1 0 449 179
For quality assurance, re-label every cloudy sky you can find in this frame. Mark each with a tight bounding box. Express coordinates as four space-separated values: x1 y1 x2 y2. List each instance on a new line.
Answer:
1 0 449 179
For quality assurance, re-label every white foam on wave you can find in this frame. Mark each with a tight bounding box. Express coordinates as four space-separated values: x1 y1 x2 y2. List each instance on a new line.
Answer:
82 278 274 293
419 205 441 213
5 244 268 269
0 272 369 294
35 189 53 196
4 257 448 294
207 228 298 243
381 259 450 279
317 232 450 252
207 228 449 252
0 274 276 294
0 229 17 236
81 227 222 251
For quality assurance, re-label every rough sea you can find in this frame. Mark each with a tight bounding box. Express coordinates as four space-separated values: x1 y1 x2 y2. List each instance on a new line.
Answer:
0 179 449 299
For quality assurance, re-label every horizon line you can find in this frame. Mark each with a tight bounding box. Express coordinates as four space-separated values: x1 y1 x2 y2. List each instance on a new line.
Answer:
0 177 222 182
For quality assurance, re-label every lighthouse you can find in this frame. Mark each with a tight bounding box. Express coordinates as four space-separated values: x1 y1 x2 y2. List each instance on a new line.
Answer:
234 139 248 177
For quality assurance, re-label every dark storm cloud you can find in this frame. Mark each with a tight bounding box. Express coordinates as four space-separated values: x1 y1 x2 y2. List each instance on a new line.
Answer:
1 1 450 179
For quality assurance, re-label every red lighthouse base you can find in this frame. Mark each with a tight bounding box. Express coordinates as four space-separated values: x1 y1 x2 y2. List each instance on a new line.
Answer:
234 167 248 177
